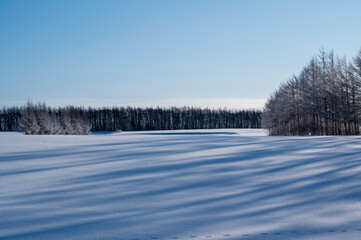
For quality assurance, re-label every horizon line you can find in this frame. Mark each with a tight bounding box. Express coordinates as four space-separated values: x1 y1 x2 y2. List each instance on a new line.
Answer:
0 97 266 110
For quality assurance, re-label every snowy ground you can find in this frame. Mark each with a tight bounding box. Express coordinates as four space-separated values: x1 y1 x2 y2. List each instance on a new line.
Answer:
1 129 361 240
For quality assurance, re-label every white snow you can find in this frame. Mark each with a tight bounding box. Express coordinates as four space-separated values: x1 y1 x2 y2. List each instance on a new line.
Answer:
1 129 361 240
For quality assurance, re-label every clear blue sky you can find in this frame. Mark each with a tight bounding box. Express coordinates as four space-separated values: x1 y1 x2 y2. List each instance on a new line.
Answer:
1 0 361 109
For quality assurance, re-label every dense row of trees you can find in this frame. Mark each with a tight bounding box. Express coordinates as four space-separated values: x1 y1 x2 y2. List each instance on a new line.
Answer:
19 101 91 135
262 48 361 136
0 106 21 132
0 104 261 134
87 107 261 131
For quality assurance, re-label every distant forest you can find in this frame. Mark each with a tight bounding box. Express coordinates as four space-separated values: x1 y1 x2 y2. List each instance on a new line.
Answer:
262 48 361 136
0 102 261 134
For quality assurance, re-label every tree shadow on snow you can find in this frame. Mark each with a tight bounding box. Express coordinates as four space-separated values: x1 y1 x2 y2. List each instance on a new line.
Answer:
1 134 361 239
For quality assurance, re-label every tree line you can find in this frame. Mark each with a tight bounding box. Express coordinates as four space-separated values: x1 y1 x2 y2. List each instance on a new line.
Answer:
262 48 361 136
87 106 261 131
0 103 262 134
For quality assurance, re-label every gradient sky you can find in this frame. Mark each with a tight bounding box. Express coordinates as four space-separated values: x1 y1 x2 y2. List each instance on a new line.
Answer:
1 0 361 109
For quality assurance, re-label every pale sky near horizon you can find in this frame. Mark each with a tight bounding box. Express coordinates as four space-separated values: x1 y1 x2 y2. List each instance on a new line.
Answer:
1 0 361 109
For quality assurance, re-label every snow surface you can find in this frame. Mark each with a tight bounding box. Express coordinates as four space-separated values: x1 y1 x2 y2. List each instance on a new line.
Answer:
1 129 361 240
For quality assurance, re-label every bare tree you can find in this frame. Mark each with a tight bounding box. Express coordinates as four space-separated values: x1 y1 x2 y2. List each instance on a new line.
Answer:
263 48 361 136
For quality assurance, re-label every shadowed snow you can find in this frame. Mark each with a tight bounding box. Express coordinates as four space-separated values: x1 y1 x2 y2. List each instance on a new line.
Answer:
1 129 361 239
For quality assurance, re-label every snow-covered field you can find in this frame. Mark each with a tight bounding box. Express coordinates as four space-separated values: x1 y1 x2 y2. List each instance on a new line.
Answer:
1 129 361 240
